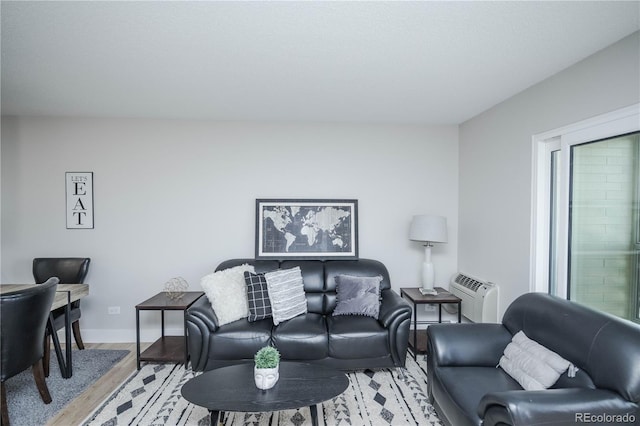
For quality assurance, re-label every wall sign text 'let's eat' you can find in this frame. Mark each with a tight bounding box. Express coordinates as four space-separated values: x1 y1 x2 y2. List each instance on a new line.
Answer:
66 172 94 229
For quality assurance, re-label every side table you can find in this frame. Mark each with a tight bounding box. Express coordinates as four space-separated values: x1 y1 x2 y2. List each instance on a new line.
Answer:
400 287 461 360
136 291 204 369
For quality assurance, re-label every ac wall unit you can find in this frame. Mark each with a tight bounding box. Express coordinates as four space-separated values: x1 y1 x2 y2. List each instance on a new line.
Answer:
446 273 499 323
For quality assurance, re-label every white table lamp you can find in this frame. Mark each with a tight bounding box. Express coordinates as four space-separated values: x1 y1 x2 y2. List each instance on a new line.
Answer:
409 215 448 295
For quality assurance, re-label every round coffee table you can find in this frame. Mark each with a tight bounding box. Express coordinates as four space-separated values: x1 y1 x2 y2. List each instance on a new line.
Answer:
181 362 349 426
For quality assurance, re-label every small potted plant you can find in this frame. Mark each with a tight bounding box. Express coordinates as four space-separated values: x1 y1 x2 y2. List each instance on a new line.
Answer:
254 345 280 390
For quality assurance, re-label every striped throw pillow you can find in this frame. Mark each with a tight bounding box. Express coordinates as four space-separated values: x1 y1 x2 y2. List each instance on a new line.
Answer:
264 267 307 325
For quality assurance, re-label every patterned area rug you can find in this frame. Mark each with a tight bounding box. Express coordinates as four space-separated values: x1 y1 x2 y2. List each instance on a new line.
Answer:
84 355 441 426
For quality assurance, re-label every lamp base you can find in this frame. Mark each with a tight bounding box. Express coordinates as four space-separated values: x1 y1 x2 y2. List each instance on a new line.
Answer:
419 288 438 296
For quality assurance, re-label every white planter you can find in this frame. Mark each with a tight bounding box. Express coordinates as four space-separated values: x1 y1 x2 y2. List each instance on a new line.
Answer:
254 365 279 390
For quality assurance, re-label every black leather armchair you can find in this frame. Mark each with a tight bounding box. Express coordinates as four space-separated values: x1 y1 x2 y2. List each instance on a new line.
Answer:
1 278 58 426
187 259 412 373
33 257 90 376
426 293 640 426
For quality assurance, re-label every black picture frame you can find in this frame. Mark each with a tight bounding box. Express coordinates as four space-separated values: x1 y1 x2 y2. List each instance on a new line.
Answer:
255 199 358 259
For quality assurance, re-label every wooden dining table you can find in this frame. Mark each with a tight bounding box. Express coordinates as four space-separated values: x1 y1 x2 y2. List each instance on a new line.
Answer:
0 283 89 378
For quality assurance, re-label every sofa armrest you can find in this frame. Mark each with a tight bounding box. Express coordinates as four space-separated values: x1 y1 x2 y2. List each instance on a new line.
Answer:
479 389 640 426
426 323 511 403
186 296 219 371
377 289 412 367
378 289 411 328
186 295 219 332
427 323 512 367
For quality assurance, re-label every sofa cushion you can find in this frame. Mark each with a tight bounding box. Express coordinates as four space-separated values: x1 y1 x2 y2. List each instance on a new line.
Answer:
499 330 575 390
432 366 522 426
324 259 392 292
280 260 324 292
244 271 272 322
326 315 389 359
216 259 280 274
272 313 328 360
208 318 272 360
265 267 307 325
281 260 325 314
201 264 254 326
323 260 392 313
333 274 382 319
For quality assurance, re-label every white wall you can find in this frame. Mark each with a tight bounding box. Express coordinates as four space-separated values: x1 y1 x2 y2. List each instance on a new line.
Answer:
459 32 640 318
1 119 459 341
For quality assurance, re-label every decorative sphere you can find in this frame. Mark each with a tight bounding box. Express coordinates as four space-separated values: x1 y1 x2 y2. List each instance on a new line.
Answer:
164 277 188 300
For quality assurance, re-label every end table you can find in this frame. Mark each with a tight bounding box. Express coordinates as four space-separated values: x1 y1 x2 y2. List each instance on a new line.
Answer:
136 291 204 369
400 287 462 360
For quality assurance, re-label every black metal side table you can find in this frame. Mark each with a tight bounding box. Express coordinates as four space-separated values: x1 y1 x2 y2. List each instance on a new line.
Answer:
400 287 462 360
135 291 204 369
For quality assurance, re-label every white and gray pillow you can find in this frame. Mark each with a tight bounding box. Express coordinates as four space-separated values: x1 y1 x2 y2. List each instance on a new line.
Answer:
332 274 382 319
499 330 577 390
264 266 307 326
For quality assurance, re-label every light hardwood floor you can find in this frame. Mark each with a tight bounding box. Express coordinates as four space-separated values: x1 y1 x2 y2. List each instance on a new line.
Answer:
47 342 150 426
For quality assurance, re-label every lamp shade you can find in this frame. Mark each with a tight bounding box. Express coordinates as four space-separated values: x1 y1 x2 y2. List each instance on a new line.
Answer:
409 215 448 243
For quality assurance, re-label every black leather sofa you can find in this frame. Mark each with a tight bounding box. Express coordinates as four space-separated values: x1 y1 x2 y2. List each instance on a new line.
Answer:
427 292 640 426
186 258 412 372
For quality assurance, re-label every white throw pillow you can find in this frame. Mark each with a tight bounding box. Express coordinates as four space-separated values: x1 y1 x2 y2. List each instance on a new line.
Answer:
264 266 307 326
200 264 255 326
499 330 576 390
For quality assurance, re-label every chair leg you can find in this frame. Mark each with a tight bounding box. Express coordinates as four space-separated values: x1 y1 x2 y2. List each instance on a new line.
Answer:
396 367 409 382
1 382 9 426
72 321 85 350
43 334 51 377
32 360 52 404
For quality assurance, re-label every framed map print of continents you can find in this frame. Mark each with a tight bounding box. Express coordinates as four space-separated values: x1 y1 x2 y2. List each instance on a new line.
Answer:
256 199 358 259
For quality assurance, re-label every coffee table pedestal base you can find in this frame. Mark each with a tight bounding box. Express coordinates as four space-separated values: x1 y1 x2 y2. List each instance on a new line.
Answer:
210 405 319 426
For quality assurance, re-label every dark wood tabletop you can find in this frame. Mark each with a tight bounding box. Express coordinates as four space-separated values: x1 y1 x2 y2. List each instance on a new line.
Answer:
181 362 348 425
135 291 203 310
400 287 461 303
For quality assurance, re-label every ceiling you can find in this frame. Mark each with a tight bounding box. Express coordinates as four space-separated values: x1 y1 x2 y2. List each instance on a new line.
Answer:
2 1 639 125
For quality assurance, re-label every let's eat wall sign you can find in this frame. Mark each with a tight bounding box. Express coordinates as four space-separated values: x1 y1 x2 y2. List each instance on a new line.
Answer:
66 172 94 229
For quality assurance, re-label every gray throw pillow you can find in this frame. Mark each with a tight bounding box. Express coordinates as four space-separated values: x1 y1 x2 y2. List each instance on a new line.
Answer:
333 274 382 319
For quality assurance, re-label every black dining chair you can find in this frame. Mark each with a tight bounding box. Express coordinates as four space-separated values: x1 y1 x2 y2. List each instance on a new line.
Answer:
1 278 59 426
32 257 90 376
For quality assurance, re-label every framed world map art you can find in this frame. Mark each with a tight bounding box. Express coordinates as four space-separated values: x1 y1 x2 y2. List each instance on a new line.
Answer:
256 199 358 259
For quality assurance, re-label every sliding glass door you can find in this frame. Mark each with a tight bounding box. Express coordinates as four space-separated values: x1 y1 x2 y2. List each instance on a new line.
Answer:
567 133 639 320
533 105 640 324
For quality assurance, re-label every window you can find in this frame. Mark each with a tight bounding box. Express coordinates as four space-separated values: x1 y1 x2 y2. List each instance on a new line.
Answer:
532 104 640 323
